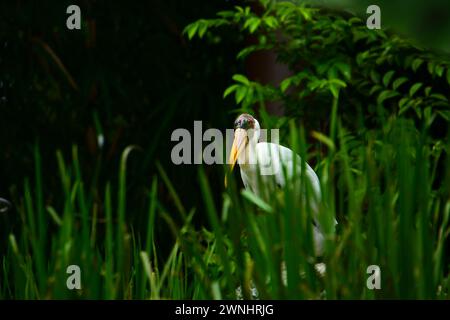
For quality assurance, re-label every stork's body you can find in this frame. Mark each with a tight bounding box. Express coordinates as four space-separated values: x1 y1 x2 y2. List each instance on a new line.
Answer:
239 142 321 200
229 114 334 256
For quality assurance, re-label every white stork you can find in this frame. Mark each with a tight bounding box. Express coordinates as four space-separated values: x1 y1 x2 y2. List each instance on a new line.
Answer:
228 113 336 256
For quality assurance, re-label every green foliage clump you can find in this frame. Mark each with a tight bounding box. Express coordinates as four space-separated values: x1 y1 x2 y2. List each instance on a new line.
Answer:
185 1 450 139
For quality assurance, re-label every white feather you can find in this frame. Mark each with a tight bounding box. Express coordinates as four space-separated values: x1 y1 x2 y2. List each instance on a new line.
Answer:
233 116 337 256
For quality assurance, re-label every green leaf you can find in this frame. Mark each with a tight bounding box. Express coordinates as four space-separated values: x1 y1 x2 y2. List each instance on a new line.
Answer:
329 84 341 98
47 206 62 226
244 86 254 104
393 77 408 90
241 190 273 213
312 131 335 151
423 106 434 125
357 51 370 66
237 46 260 60
377 90 399 105
280 78 292 93
217 10 235 19
299 8 312 21
249 19 261 33
232 74 250 85
447 69 450 86
370 70 380 84
399 106 411 116
329 78 347 88
328 79 346 98
235 86 248 104
437 110 450 121
369 85 382 96
430 93 448 102
409 83 423 97
398 97 410 108
431 101 449 108
336 62 351 80
237 47 252 60
383 71 395 87
412 58 423 72
235 6 244 14
349 17 363 25
308 78 326 91
435 65 444 77
185 23 199 40
244 17 261 33
263 16 278 29
198 22 208 38
427 62 435 76
223 84 239 98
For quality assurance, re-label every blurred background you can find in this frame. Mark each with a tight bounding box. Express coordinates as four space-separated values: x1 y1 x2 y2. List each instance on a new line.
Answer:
0 0 244 242
307 0 450 52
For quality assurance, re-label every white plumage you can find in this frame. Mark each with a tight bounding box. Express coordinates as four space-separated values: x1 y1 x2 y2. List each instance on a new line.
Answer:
228 114 336 256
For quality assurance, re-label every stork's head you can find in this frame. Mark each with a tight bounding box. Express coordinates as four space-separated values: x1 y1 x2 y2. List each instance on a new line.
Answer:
229 114 260 172
233 113 259 131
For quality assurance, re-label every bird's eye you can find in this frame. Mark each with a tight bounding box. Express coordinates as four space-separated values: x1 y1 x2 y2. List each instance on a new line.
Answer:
234 118 251 129
241 119 249 129
234 119 243 128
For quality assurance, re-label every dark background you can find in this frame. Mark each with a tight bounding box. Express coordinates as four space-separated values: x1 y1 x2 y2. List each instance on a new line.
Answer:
0 1 246 232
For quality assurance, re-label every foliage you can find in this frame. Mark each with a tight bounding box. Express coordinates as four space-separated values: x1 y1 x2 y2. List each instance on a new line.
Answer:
185 1 450 140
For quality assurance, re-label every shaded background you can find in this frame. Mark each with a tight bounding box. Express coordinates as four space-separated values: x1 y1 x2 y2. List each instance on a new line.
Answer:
0 1 246 239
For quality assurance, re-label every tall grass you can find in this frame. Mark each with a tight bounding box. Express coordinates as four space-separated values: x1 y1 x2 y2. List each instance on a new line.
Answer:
0 116 449 299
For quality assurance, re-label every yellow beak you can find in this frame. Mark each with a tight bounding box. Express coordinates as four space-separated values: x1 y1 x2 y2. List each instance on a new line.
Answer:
225 128 247 187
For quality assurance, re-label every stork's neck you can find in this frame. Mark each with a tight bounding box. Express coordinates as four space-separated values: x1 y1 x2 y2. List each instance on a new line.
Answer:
238 128 259 167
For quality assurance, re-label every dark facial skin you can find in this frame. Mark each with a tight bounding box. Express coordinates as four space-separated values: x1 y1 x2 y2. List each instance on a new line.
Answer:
234 114 255 130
